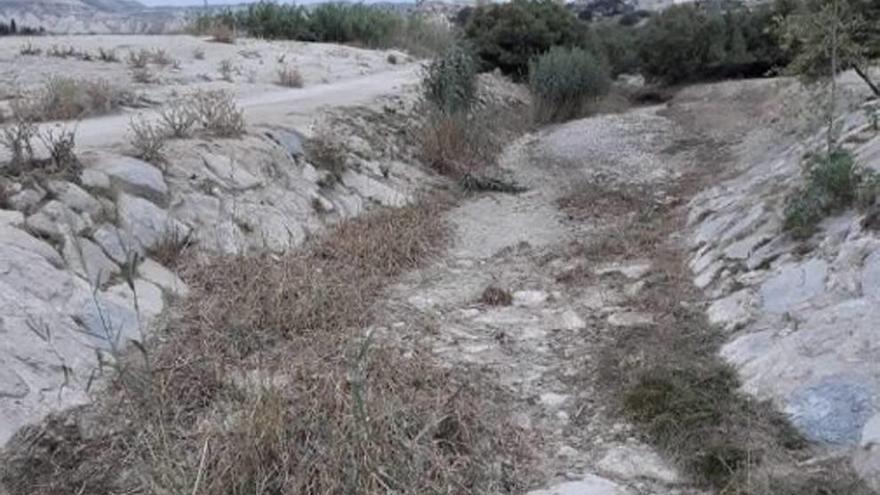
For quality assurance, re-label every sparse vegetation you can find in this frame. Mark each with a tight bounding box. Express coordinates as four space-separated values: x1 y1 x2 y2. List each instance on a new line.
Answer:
218 58 235 82
193 47 206 60
0 115 36 170
190 90 246 137
276 65 304 88
131 67 155 84
18 43 41 56
306 127 347 184
480 285 513 306
13 77 133 122
158 104 197 139
39 125 79 172
783 149 879 239
129 115 166 164
529 46 611 123
126 49 150 69
0 201 530 494
97 48 119 63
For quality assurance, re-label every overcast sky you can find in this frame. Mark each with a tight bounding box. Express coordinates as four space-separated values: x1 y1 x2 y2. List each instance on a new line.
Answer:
139 0 323 5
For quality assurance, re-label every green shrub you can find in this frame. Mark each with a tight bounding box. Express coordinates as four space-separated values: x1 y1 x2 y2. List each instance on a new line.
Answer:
309 3 401 47
421 43 478 115
594 22 641 76
529 46 611 123
783 149 879 239
638 3 787 84
464 0 594 80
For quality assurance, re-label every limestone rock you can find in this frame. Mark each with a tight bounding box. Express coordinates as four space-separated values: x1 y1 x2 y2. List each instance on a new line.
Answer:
7 187 45 213
26 200 90 242
707 290 755 332
91 223 135 264
597 444 679 484
759 259 828 313
201 152 263 191
45 180 103 217
62 235 120 287
527 475 631 495
138 258 189 297
513 290 549 307
0 224 64 268
95 154 168 204
0 210 24 227
595 261 652 280
116 193 188 252
607 311 653 327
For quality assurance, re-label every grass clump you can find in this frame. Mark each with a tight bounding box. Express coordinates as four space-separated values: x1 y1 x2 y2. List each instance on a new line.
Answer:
276 65 304 88
129 115 167 164
306 127 347 184
480 285 513 306
783 149 880 239
421 43 478 115
16 77 134 122
529 46 611 123
190 90 245 138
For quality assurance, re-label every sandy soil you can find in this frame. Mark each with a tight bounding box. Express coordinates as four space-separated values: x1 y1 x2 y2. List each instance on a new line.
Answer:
0 34 414 105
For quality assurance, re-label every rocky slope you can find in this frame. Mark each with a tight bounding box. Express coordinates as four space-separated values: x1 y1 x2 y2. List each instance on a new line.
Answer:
682 73 880 490
0 0 187 34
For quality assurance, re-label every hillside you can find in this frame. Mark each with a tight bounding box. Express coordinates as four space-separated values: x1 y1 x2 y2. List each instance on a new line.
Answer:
0 0 186 34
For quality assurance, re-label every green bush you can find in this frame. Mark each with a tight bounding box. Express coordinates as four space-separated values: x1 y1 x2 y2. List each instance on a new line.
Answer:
594 22 641 76
638 3 787 84
421 43 478 115
783 149 879 239
309 3 401 47
529 46 611 123
464 0 595 80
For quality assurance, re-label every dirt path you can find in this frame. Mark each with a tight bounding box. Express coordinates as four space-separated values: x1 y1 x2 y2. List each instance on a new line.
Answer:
370 104 717 494
12 65 420 159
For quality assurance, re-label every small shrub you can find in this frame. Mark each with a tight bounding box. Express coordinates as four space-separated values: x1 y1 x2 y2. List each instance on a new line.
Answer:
46 45 75 59
39 125 79 172
97 48 119 63
190 90 245 137
306 128 347 184
783 149 878 239
17 77 134 121
308 3 401 48
276 65 304 88
19 43 41 56
209 23 236 44
218 59 234 82
393 14 455 58
529 46 611 123
150 48 172 66
158 104 196 138
193 47 206 60
129 115 167 164
131 68 155 84
126 49 150 69
421 43 478 115
0 116 36 169
417 111 498 178
387 53 398 64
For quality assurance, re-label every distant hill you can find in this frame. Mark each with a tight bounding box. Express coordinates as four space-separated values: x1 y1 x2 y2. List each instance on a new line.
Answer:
0 0 189 34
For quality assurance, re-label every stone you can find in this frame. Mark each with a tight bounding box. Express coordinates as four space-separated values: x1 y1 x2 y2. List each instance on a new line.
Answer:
116 193 188 252
341 171 409 207
26 200 89 242
855 414 880 492
707 290 755 332
45 180 102 216
7 188 45 213
71 291 141 350
607 312 653 328
0 225 64 268
527 475 631 495
785 376 875 445
539 392 568 408
595 261 652 280
80 168 110 190
513 290 549 307
759 259 828 313
862 414 880 448
0 210 24 227
95 154 168 204
264 127 305 157
62 236 120 287
91 223 136 264
694 260 725 289
0 365 29 399
106 279 165 321
861 250 880 300
597 444 679 484
201 152 263 191
138 258 189 297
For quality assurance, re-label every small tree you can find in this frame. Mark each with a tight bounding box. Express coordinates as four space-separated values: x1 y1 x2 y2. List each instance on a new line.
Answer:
779 0 880 97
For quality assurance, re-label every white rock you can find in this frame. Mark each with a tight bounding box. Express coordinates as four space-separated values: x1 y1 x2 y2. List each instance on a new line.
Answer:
116 193 188 252
92 223 136 264
597 444 679 484
26 200 89 242
607 312 653 327
595 261 652 280
95 154 169 204
62 235 120 287
80 168 111 190
46 180 103 216
759 259 828 313
707 290 755 332
0 225 63 267
513 289 549 307
138 258 189 297
527 475 631 495
0 210 24 227
201 152 263 190
106 279 165 321
540 392 569 408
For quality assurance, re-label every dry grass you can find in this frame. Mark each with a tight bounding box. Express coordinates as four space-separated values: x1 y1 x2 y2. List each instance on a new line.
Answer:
126 49 150 69
19 43 41 56
190 90 245 138
562 167 872 493
417 111 494 178
128 115 166 164
277 65 304 88
218 59 235 82
97 47 119 63
479 285 512 306
158 104 197 139
209 24 236 44
14 77 134 122
148 229 191 269
0 199 531 495
193 47 206 60
306 127 347 185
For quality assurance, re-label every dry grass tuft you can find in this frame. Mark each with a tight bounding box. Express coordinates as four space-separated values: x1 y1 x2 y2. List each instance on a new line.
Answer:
19 43 41 56
209 24 236 44
306 127 347 185
276 65 304 88
128 115 166 164
0 200 531 494
480 285 513 306
190 90 245 138
148 229 191 269
14 77 134 122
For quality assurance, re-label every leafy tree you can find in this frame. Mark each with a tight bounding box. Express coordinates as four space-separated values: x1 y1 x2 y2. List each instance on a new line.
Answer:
778 0 880 96
464 0 596 80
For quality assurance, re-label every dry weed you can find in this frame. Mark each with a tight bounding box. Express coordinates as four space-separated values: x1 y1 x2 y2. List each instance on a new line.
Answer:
306 127 347 184
19 43 41 56
126 49 150 69
158 104 196 138
218 59 235 82
190 90 245 138
129 115 166 164
209 24 236 44
14 77 134 122
480 285 513 306
276 65 304 88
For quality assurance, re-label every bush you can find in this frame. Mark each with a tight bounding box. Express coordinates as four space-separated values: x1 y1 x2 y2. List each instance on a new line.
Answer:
190 90 245 138
392 14 456 58
464 0 594 79
129 115 167 164
783 149 879 239
421 43 478 115
277 65 304 88
16 77 133 121
638 3 788 84
529 46 611 123
309 3 401 47
594 22 641 76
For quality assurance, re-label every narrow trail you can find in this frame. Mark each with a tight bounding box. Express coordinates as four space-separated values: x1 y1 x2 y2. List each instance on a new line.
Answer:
373 102 732 494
